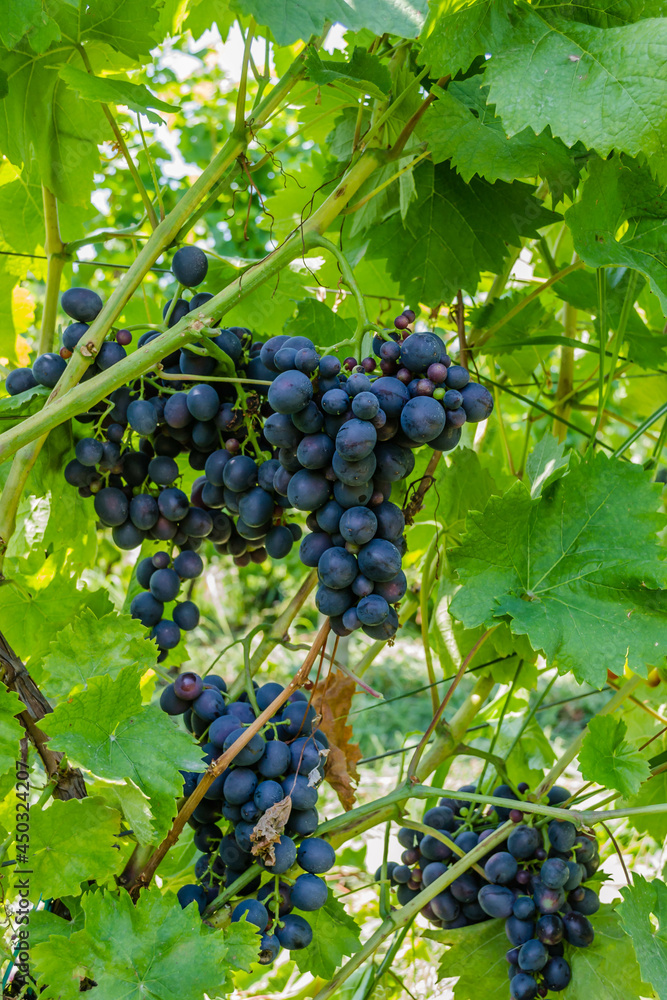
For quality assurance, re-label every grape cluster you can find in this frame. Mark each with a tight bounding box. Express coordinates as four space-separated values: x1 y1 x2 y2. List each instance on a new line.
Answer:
161 670 336 963
378 783 601 999
4 249 495 649
254 306 493 640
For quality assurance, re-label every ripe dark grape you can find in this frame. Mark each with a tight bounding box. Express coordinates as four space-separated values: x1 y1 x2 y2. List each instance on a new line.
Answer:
61 287 103 323
276 914 313 950
172 246 208 287
33 352 67 388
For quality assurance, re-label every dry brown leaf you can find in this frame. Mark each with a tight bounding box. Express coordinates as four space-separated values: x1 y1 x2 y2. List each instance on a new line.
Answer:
250 796 293 865
311 669 362 810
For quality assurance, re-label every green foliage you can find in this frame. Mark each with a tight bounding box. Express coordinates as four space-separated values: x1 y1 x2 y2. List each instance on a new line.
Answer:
618 875 667 1000
292 893 362 979
367 160 559 304
42 667 205 835
0 684 24 772
58 65 179 124
450 454 667 685
42 608 158 698
29 797 128 897
32 889 239 999
579 716 651 796
485 11 667 178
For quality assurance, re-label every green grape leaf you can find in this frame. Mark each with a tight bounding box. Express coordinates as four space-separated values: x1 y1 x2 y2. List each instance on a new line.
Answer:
419 0 515 78
291 892 361 979
90 778 155 846
625 766 667 843
235 0 428 46
486 10 667 181
42 609 158 699
306 48 391 99
367 160 559 305
526 437 570 498
286 298 355 349
219 919 263 971
432 917 508 997
0 578 113 677
0 161 45 254
449 453 667 686
80 0 163 60
579 716 651 795
29 797 127 898
0 47 108 206
561 906 651 999
0 684 24 776
618 874 667 999
0 0 60 52
41 667 205 814
58 66 178 124
32 889 234 1000
566 155 667 312
423 80 579 194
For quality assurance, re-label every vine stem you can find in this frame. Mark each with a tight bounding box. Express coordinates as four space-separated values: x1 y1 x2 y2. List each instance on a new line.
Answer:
129 619 331 895
554 304 576 442
38 186 66 354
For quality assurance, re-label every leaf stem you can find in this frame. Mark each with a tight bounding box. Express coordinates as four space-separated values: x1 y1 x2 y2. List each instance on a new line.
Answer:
38 186 66 354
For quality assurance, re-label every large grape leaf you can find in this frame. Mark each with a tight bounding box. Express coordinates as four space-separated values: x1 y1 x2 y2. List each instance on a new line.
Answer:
32 890 235 1000
566 156 667 313
0 0 60 52
0 161 44 253
30 798 128 898
0 46 107 206
235 0 428 46
0 578 113 676
58 66 178 124
419 0 515 78
486 10 667 182
366 161 559 305
79 0 164 60
449 452 667 686
526 436 569 498
291 892 361 979
618 874 667 1000
42 609 158 699
41 667 206 814
579 716 651 795
422 79 580 194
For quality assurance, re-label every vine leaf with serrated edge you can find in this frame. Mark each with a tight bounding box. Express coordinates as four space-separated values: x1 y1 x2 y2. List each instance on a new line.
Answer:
449 453 667 686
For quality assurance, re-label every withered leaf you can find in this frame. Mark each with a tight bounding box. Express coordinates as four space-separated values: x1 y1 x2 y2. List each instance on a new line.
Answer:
250 796 293 865
311 669 362 810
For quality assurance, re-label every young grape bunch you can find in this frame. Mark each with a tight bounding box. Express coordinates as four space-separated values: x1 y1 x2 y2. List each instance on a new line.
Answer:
162 671 337 964
376 781 601 1000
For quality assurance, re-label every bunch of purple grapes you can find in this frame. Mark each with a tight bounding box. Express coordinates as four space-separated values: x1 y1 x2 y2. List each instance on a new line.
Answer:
378 783 601 999
4 247 495 650
161 670 336 964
